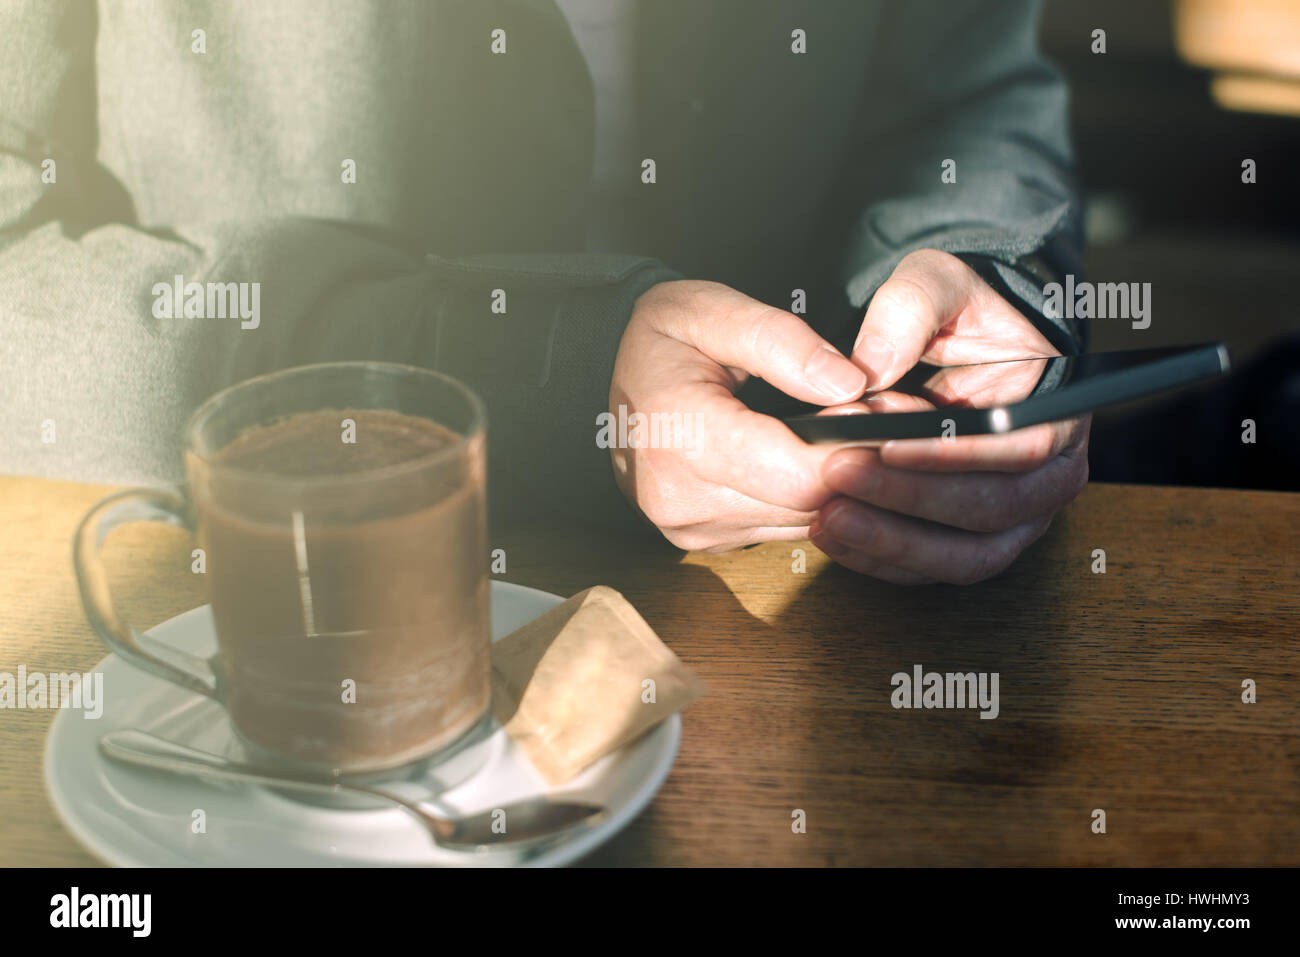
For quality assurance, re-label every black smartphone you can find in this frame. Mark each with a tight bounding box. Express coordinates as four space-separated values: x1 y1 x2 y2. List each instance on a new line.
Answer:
783 343 1231 443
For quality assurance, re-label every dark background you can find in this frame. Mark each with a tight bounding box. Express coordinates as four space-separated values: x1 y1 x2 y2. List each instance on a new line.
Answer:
1040 0 1300 491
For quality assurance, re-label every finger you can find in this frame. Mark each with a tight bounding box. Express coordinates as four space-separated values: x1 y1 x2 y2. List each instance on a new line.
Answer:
702 523 813 551
808 518 938 584
667 521 814 552
851 250 979 390
814 497 1053 585
751 524 814 542
822 443 1090 533
685 388 841 511
646 479 816 552
696 483 820 530
918 355 1053 408
880 416 1088 473
653 282 867 405
815 391 937 415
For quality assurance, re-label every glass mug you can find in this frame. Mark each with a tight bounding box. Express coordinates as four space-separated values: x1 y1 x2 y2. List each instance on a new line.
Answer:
74 362 491 776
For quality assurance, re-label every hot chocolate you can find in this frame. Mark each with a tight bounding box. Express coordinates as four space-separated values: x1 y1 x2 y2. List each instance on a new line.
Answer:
196 407 490 773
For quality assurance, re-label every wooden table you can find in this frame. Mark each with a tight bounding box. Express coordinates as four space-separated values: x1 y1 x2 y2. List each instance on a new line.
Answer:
1 475 1296 866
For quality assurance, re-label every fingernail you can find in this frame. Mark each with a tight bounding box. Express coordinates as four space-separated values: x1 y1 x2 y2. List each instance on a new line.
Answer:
854 335 896 389
825 451 882 497
824 502 875 545
805 345 868 402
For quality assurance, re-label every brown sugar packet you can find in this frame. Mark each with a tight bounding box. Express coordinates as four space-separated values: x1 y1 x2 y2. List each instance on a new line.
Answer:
490 585 707 785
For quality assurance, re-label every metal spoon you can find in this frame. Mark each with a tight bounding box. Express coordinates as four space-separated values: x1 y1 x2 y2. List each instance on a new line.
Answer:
99 729 603 850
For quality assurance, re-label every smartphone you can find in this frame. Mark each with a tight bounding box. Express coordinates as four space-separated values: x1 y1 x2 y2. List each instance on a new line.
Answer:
783 342 1231 443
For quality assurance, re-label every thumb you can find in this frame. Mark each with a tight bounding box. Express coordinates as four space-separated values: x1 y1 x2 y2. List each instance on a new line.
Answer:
851 250 979 390
652 281 868 406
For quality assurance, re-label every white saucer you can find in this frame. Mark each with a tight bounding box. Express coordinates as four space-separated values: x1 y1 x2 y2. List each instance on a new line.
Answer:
45 581 679 867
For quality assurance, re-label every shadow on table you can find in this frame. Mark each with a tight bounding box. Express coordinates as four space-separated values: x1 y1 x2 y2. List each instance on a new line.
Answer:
771 531 1077 866
570 552 789 866
532 518 1078 865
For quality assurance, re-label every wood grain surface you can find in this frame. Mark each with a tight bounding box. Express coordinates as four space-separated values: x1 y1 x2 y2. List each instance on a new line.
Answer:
1 475 1296 866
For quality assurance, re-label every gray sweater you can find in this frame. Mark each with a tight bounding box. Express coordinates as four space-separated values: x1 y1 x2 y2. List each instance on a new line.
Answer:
0 0 1082 533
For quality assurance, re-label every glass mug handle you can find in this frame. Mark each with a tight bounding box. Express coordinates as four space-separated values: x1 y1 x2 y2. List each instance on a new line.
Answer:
73 488 220 699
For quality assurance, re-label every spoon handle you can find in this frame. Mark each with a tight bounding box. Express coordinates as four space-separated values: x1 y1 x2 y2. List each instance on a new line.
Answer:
98 728 467 845
98 729 605 850
99 729 362 799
